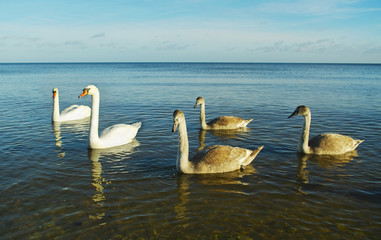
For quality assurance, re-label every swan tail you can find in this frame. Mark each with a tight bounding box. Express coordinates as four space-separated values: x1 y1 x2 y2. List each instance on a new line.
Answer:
250 145 264 157
353 139 364 150
132 121 142 129
242 145 263 166
243 118 254 127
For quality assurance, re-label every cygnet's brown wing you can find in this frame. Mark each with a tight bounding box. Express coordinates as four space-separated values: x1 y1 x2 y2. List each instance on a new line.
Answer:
309 133 360 154
207 116 248 129
190 145 251 173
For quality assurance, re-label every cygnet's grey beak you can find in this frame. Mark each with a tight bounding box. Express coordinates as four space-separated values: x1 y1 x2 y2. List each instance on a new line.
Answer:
288 109 298 119
172 122 178 132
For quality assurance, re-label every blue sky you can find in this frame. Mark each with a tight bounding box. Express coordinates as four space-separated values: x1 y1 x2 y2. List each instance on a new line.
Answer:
1 0 380 63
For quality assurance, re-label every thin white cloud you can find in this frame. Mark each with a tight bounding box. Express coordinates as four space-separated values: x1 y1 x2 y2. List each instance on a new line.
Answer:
99 42 124 49
91 33 106 39
156 41 197 51
254 39 338 53
1 35 42 43
64 41 87 49
363 45 381 55
259 0 381 17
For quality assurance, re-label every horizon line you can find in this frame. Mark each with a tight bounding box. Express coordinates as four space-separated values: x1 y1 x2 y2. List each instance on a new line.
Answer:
1 61 380 65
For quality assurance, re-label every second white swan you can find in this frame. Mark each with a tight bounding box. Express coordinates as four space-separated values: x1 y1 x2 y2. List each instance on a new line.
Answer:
52 88 91 122
79 85 141 149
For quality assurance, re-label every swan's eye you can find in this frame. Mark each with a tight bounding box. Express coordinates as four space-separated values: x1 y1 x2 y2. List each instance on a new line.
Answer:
82 88 89 95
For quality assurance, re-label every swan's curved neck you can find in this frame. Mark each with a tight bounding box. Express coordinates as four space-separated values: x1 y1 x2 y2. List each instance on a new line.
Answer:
299 113 311 153
89 92 100 148
199 103 208 129
53 94 60 121
177 118 190 173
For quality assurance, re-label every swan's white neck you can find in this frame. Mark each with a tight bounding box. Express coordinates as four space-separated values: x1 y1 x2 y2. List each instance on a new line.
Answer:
299 113 312 154
199 103 208 129
177 118 191 173
89 91 101 148
52 93 60 122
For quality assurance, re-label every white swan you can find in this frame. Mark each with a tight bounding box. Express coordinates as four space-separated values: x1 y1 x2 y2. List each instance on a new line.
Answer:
288 105 364 155
78 85 141 149
194 96 253 130
52 88 91 122
172 110 263 174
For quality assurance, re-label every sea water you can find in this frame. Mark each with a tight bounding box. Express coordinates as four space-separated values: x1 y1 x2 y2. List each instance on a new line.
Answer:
0 63 380 239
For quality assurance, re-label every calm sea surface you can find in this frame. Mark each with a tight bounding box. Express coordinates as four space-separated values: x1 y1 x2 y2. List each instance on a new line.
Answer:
0 63 380 239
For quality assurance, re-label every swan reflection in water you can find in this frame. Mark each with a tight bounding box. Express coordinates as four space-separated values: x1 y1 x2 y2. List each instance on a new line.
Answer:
88 140 140 219
198 128 251 150
53 123 64 158
297 151 359 190
52 120 89 159
174 165 256 220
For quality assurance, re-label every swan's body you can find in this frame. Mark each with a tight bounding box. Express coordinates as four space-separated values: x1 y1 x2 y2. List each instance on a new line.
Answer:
194 96 253 130
288 105 363 155
79 85 141 149
52 88 91 122
172 110 263 174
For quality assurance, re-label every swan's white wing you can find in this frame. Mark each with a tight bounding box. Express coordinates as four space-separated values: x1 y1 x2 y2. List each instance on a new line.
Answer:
99 122 141 147
60 105 91 121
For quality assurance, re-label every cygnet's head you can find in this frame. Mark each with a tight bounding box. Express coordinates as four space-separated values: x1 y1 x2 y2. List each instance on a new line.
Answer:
288 105 310 119
172 110 185 132
194 96 205 108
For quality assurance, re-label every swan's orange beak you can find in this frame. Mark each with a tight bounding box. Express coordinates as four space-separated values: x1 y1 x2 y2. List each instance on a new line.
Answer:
53 91 57 98
78 89 88 98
